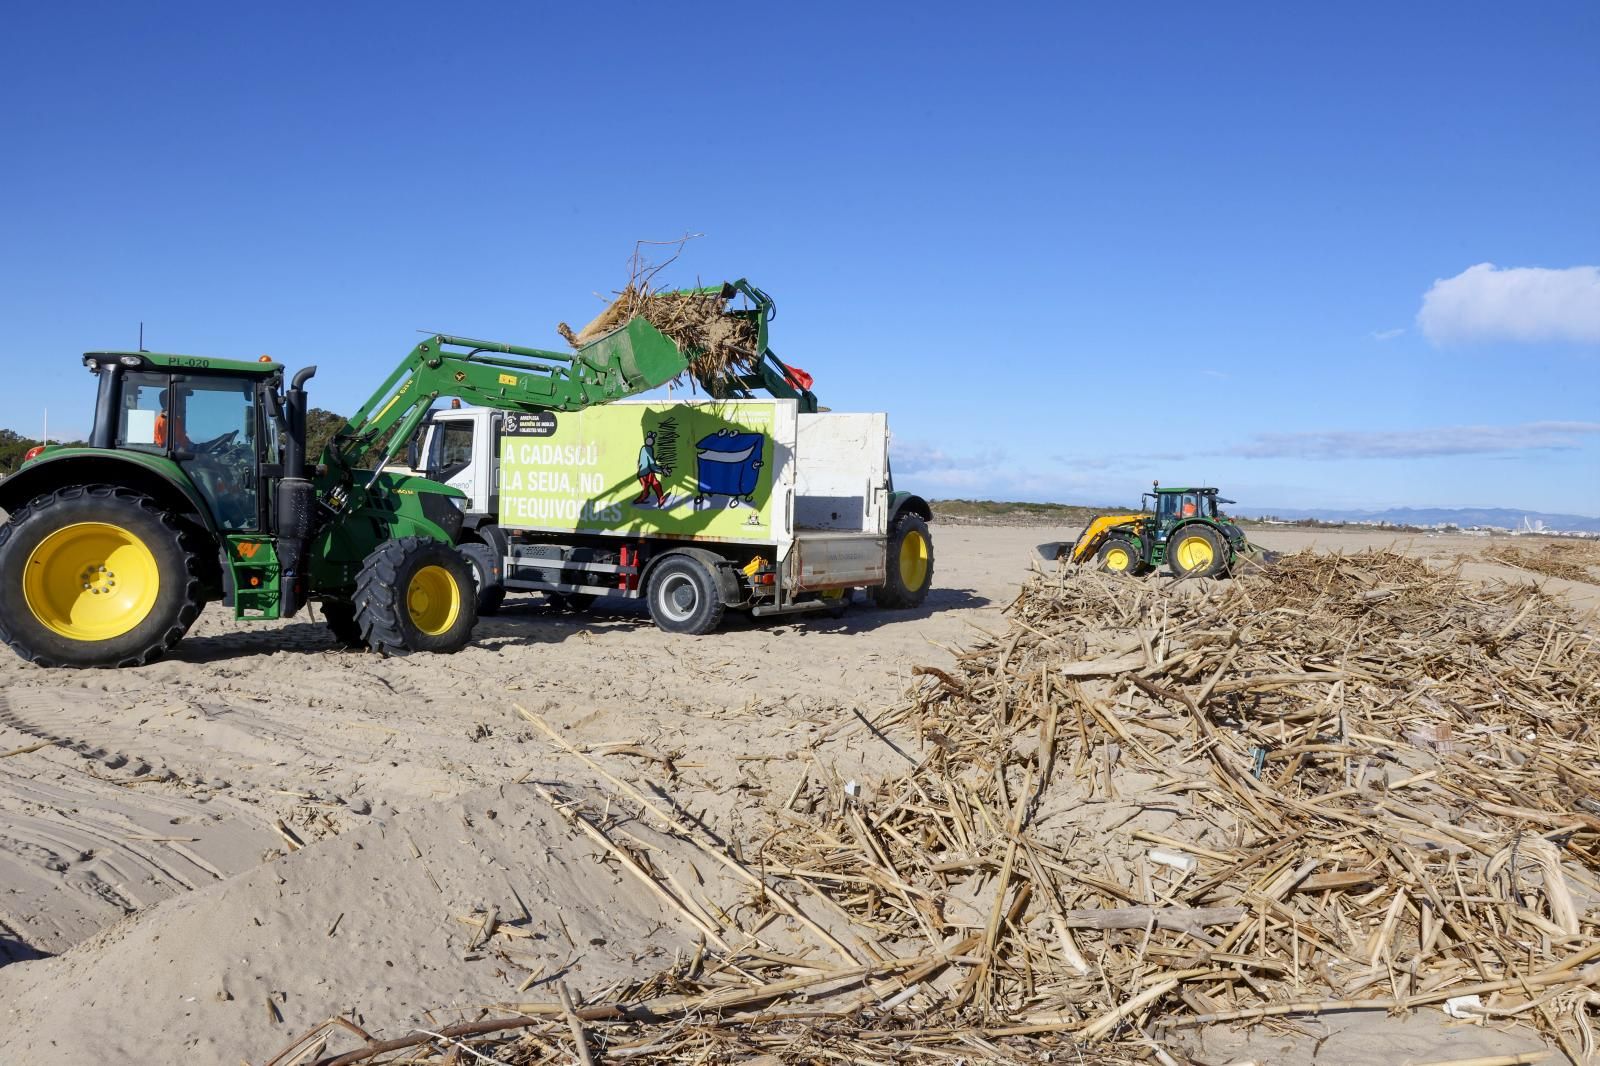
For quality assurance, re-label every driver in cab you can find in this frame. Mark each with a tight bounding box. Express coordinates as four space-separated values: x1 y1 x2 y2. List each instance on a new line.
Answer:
153 389 191 450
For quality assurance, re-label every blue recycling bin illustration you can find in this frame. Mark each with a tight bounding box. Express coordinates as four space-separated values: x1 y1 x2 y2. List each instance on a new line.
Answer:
695 429 765 500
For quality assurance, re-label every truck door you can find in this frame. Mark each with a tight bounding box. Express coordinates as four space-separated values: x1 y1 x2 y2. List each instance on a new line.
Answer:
424 410 499 516
429 416 477 501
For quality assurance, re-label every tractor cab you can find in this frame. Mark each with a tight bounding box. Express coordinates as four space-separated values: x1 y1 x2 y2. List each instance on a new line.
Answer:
1144 485 1234 539
79 351 286 533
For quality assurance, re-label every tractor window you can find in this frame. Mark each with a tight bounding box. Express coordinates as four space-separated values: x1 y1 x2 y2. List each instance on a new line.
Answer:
1157 493 1180 521
1179 494 1201 518
116 372 171 453
174 377 261 531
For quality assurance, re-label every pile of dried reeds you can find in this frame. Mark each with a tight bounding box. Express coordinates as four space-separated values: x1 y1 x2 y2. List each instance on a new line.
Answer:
751 550 1600 1058
557 284 760 384
280 551 1600 1065
1484 540 1600 585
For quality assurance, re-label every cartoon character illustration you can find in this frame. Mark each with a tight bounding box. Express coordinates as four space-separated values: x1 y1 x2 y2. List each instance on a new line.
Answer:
693 429 764 510
634 431 669 507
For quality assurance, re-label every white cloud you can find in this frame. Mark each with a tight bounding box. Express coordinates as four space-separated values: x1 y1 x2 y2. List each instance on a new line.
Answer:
1418 263 1600 345
892 439 1120 500
1230 421 1600 460
891 440 1005 476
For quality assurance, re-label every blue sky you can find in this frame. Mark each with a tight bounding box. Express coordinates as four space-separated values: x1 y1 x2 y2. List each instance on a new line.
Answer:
2 2 1596 515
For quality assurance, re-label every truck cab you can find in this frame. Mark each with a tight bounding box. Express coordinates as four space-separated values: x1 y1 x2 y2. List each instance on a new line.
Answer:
407 405 502 535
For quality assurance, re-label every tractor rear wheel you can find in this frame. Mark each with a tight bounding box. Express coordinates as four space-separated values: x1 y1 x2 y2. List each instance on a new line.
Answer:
458 542 507 616
353 537 478 656
1096 535 1142 575
1167 523 1228 578
0 485 205 668
877 513 934 609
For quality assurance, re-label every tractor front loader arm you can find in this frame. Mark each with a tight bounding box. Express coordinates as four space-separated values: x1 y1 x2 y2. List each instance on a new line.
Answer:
324 326 695 483
1069 513 1147 564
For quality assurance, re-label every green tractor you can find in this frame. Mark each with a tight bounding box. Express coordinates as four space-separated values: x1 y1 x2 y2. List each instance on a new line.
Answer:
1038 483 1268 578
0 312 707 667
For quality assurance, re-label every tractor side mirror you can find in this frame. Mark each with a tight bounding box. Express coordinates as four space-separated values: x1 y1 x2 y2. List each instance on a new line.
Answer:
406 430 423 472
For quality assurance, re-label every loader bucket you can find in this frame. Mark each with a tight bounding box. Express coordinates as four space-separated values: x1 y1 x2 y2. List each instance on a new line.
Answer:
575 317 692 394
1230 542 1281 573
1036 541 1070 562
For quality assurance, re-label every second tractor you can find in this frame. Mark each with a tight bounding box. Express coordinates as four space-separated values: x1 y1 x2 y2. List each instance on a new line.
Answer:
1038 483 1270 578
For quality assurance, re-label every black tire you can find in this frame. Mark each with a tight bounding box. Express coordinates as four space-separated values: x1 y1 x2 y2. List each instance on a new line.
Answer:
1095 535 1143 575
0 485 205 668
321 601 365 648
646 555 724 635
458 542 507 616
1166 523 1229 578
352 536 478 656
877 513 934 609
548 592 597 613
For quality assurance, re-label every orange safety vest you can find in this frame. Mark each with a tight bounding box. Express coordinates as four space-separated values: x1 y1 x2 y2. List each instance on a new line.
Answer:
153 413 189 449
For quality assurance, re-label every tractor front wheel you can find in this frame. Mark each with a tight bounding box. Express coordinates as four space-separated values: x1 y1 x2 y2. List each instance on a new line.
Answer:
1167 524 1228 579
0 485 205 668
353 537 478 656
1096 535 1142 575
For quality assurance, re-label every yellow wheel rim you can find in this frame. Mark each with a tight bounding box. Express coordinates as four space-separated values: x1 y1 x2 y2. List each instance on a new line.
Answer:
407 564 461 636
23 522 161 641
1174 534 1215 572
898 529 929 590
1105 546 1131 571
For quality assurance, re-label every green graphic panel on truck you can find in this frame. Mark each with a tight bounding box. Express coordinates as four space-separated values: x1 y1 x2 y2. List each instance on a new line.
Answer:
498 401 777 542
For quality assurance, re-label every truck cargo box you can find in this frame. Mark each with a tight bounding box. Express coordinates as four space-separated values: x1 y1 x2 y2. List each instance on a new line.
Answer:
497 399 889 564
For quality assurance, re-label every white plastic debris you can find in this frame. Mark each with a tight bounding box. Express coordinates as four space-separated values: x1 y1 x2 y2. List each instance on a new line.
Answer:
1147 848 1198 874
844 779 862 799
1442 993 1483 1020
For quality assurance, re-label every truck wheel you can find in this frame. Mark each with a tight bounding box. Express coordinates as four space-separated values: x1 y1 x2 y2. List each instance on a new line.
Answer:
1167 524 1228 578
0 485 205 668
353 537 478 655
458 542 507 616
646 555 724 635
321 601 365 648
1096 535 1142 574
877 513 933 609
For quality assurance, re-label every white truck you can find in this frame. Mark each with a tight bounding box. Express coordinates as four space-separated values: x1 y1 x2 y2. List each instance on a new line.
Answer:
405 397 934 633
